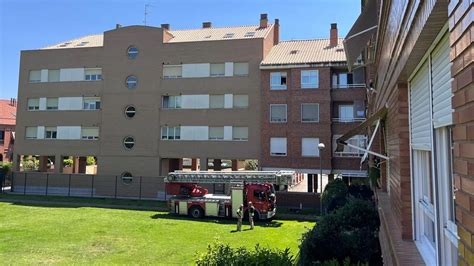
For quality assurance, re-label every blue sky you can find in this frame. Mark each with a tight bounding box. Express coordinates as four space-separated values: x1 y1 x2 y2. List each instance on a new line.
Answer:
0 0 361 99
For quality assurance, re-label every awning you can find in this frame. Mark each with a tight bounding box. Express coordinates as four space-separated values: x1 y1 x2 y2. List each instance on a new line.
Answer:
343 0 378 71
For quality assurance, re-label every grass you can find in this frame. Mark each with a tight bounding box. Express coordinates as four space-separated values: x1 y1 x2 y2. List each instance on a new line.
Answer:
0 198 314 264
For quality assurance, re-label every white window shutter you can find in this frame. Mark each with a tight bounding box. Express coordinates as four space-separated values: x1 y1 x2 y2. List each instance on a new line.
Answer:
431 33 452 128
409 61 432 150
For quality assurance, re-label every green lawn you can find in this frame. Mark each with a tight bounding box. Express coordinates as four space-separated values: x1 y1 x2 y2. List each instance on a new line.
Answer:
0 200 314 264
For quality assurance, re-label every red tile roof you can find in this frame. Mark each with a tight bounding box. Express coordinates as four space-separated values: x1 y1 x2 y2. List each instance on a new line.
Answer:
0 99 17 125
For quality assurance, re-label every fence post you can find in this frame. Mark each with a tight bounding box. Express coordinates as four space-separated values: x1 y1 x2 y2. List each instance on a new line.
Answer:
115 176 118 199
68 174 71 197
23 172 27 195
91 175 95 198
139 176 142 200
45 173 49 196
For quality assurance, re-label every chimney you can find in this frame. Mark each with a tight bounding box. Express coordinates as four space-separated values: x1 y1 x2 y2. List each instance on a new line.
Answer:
116 24 122 29
161 24 170 30
273 19 280 45
330 23 338 47
260 13 268 28
202 22 212 28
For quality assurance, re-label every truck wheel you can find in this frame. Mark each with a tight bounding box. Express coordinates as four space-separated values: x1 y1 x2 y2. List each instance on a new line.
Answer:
189 206 204 218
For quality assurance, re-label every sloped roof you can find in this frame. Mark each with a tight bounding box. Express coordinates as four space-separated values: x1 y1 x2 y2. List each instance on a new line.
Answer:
0 100 17 126
41 34 103 50
261 38 346 66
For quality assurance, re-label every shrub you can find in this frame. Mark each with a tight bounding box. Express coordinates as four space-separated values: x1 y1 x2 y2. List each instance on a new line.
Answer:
196 240 294 266
0 162 12 175
22 159 39 171
321 178 348 213
299 199 380 265
348 184 374 202
63 158 73 167
86 156 96 166
244 160 258 170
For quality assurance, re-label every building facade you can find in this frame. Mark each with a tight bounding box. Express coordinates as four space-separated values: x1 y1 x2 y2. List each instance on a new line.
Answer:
0 99 16 162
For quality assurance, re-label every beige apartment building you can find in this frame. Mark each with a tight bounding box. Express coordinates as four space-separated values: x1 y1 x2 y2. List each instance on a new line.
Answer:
15 14 278 178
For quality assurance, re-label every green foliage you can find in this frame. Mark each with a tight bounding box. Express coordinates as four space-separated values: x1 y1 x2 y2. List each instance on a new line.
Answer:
368 167 380 187
348 184 374 201
244 160 258 170
320 257 367 266
86 156 96 166
299 199 380 265
321 179 348 213
22 158 39 171
196 240 294 266
63 158 73 167
0 161 12 175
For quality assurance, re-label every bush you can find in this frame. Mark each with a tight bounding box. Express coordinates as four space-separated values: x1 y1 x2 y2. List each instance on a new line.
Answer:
244 160 258 170
86 156 96 166
22 159 39 171
196 240 294 266
321 179 348 213
0 162 12 175
348 184 374 202
63 158 73 167
299 199 380 265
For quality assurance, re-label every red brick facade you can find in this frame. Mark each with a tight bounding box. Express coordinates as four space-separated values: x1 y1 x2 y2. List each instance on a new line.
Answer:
0 99 16 162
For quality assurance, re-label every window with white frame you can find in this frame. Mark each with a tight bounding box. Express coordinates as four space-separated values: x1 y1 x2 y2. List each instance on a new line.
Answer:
48 69 60 82
233 95 249 108
234 62 249 76
270 137 287 156
26 127 38 139
301 104 319 122
339 105 354 122
85 68 102 81
162 96 181 109
163 65 182 79
232 127 248 141
209 127 224 140
209 95 225 109
332 134 367 157
46 98 58 110
270 72 287 90
45 127 57 139
301 70 319 89
302 138 320 157
210 63 225 77
81 127 99 140
332 72 354 88
270 104 287 123
161 126 181 140
29 70 41 83
83 97 101 110
27 98 40 110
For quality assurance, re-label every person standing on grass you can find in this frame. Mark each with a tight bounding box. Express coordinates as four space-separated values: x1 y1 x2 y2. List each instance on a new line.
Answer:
248 201 255 229
236 204 243 232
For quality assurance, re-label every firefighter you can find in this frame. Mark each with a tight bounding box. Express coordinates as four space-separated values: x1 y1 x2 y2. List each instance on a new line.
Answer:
248 201 255 229
236 204 243 232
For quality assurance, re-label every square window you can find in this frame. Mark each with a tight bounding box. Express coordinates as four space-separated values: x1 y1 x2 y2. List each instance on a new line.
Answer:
234 62 249 76
270 137 287 156
301 104 319 122
301 70 319 89
46 98 58 110
29 70 41 83
232 127 248 141
209 127 224 140
270 104 287 123
210 95 225 109
302 138 320 157
210 63 225 77
270 72 287 90
233 95 249 108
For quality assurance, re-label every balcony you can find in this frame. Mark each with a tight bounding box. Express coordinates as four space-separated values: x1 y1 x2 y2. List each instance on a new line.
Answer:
332 83 366 89
332 117 366 123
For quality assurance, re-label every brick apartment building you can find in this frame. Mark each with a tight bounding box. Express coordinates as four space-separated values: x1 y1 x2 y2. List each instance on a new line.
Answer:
0 99 16 162
341 0 473 265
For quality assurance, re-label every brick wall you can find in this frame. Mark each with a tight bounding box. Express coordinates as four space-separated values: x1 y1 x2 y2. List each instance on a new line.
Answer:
449 0 473 264
0 125 14 162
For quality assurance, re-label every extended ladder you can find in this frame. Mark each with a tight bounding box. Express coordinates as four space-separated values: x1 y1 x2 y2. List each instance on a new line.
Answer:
165 171 296 186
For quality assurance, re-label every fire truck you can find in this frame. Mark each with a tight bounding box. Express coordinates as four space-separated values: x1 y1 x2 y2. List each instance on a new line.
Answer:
165 171 296 220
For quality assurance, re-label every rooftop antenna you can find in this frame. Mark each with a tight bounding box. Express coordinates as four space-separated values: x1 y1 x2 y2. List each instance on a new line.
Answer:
143 3 154 25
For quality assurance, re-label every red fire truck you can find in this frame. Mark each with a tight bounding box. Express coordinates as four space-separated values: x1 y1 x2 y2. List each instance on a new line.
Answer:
165 171 296 220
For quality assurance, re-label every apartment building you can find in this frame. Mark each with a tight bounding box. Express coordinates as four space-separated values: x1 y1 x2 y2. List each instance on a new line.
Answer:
260 24 368 190
0 99 16 162
15 14 278 177
341 0 473 265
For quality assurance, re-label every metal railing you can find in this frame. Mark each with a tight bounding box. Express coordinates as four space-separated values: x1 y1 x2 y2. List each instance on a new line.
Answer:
332 117 366 123
333 152 364 158
332 83 366 89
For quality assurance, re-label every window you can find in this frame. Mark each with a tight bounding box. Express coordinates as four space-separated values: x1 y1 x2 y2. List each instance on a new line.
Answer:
0 131 4 142
46 98 58 110
127 46 138 59
253 190 266 201
83 97 101 110
234 62 249 76
26 127 37 139
85 68 102 81
81 127 99 140
161 126 181 140
270 137 287 156
301 104 319 122
223 33 235 39
124 106 136 118
210 63 225 77
233 95 249 108
209 95 225 109
121 172 133 184
45 127 57 139
270 104 287 123
48 69 60 82
27 98 40 110
302 138 320 157
29 70 41 83
123 136 135 149
163 65 182 79
209 127 224 140
232 127 248 141
270 72 287 90
301 70 319 89
332 73 354 88
162 96 181 109
125 75 137 89
332 135 366 157
339 105 354 122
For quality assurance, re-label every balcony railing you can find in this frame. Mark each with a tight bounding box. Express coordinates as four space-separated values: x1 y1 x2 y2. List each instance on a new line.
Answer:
333 151 364 158
332 117 366 123
332 83 366 89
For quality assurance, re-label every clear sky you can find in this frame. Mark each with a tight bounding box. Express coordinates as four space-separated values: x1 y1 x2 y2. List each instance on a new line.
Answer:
0 0 361 99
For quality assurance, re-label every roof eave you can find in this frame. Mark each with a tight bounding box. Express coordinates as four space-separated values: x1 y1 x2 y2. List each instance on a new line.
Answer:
260 61 347 69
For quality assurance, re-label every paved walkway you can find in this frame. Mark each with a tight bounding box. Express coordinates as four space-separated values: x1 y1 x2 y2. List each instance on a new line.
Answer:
288 175 329 193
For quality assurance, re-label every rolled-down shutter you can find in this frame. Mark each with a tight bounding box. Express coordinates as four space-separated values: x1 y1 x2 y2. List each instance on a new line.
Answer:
431 33 452 128
410 61 432 150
